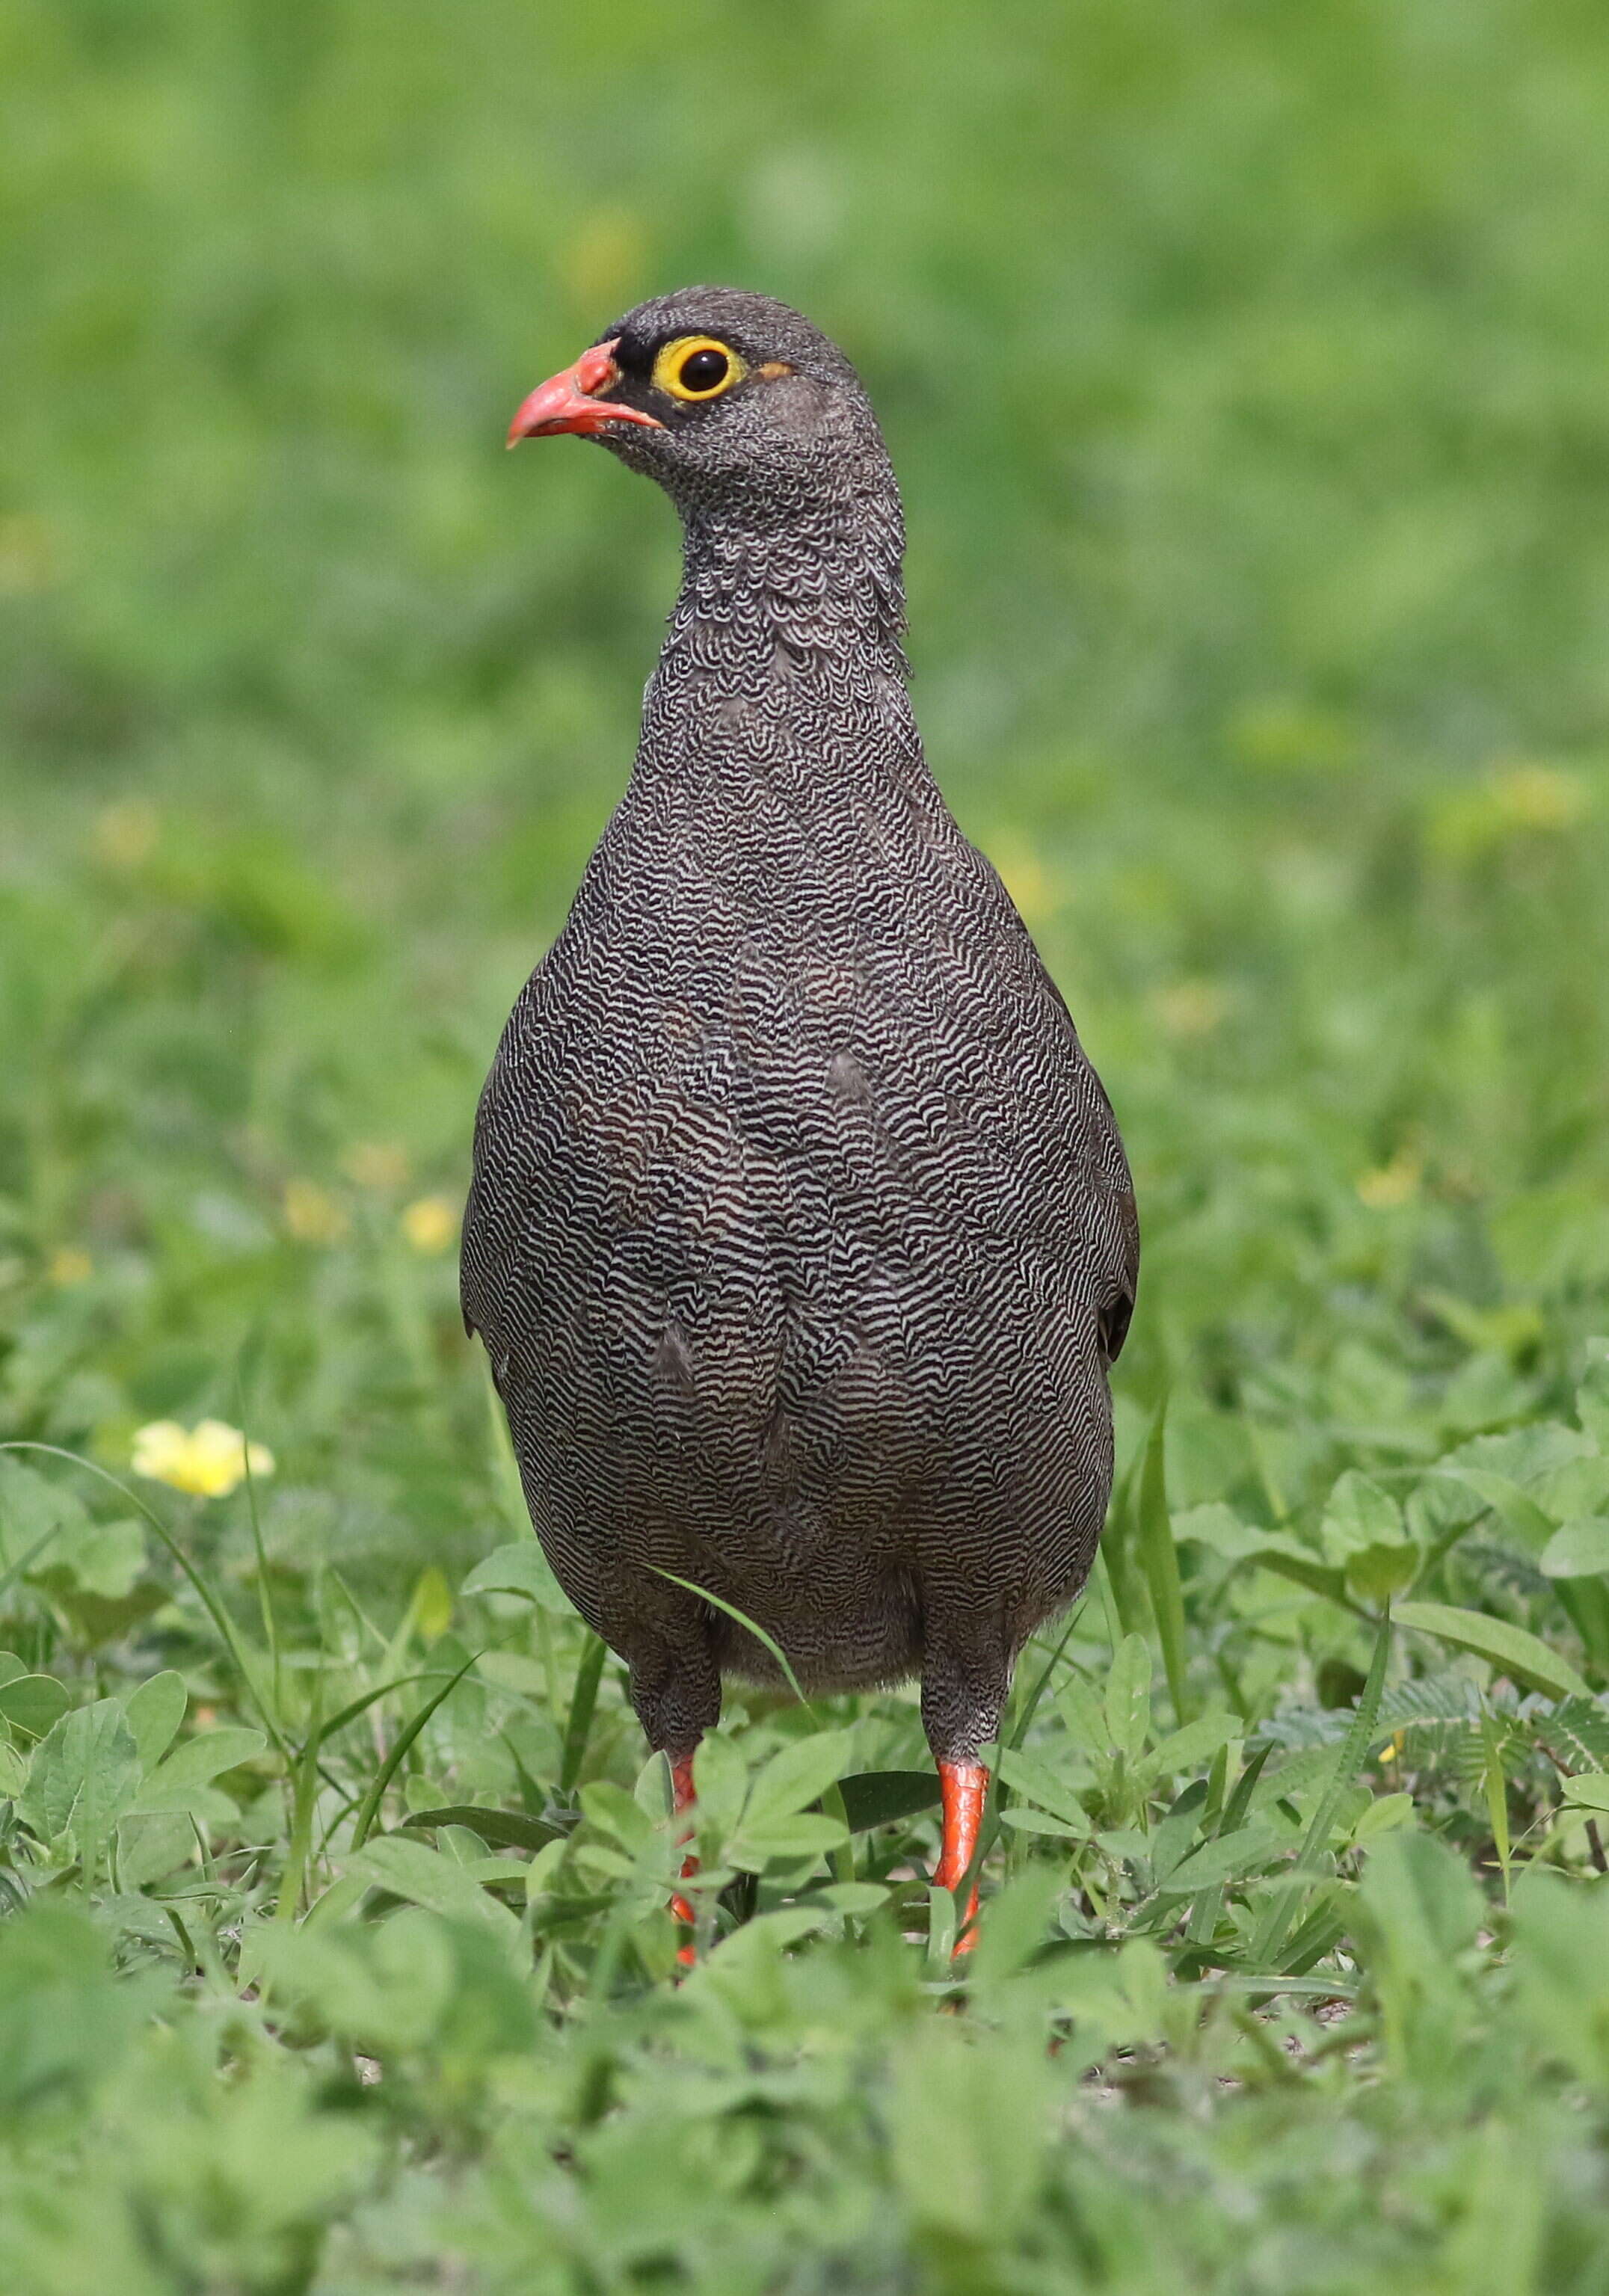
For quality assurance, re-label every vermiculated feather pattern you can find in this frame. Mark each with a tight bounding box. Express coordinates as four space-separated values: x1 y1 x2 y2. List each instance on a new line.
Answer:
462 291 1137 1762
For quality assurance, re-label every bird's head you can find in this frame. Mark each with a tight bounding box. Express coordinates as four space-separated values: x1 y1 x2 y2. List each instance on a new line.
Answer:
507 287 893 529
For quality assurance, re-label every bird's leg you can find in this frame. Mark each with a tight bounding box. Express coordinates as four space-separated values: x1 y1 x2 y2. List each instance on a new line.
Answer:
668 1745 701 1966
921 1622 1009 1958
933 1757 989 1954
628 1634 722 1969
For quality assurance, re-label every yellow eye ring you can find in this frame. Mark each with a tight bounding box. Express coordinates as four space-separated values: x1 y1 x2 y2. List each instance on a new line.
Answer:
653 335 746 403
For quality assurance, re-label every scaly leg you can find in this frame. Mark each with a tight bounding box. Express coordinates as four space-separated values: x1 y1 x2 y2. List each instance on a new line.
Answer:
933 1757 988 1955
668 1747 700 1966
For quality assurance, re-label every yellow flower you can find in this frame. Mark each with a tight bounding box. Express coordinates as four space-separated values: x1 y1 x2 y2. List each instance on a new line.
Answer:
0 511 56 596
49 1247 92 1285
132 1419 274 1498
1489 763 1590 832
402 1195 457 1254
283 1178 348 1245
1429 761 1592 860
342 1139 410 1191
92 798 159 871
1155 978 1231 1038
1356 1149 1421 1210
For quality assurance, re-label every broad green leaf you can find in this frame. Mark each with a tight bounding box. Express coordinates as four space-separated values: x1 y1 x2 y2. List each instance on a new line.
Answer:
744 1729 856 1826
130 1726 265 1812
689 1732 749 1835
1251 1548 1350 1605
1146 1710 1235 1780
0 1674 71 1740
832 1770 941 1833
345 1835 520 1938
1560 1773 1609 1813
31 1515 144 1599
21 1699 140 1870
1000 1806 1081 1838
114 1810 194 1891
1172 1503 1262 1557
998 1747 1089 1832
476 1650 548 1697
1055 1673 1109 1758
1433 1470 1556 1551
1344 1539 1419 1602
1352 1791 1415 1843
1155 1821 1293 1895
460 1539 571 1614
578 1779 655 1855
1181 1508 1350 1605
1104 1634 1151 1766
729 1812 849 1870
123 1670 185 1770
1149 1777 1208 1884
402 1804 562 1853
886 2023 1051 2241
1394 1601 1591 1701
1321 1471 1403 1561
1539 1518 1609 1579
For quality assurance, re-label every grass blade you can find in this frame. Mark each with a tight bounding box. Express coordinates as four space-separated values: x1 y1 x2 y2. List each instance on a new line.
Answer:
559 1631 608 1797
1250 1604 1392 1972
1134 1397 1190 1724
349 1649 480 1850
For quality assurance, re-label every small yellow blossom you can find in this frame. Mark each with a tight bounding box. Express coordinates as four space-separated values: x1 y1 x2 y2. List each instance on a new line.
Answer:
283 1178 349 1245
132 1419 274 1498
0 512 56 595
1356 1149 1422 1210
1155 978 1231 1039
342 1139 410 1191
92 798 160 871
1429 761 1592 861
49 1247 93 1285
1488 762 1590 832
402 1195 457 1254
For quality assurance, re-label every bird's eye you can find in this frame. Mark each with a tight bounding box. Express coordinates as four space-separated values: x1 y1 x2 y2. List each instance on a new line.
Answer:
653 336 745 402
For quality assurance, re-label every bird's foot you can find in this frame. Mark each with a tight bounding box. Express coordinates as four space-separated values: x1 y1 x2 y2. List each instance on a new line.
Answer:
669 1747 700 1969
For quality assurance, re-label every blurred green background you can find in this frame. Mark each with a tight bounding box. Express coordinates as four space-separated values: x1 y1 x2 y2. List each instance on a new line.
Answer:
3 0 1606 1607
5 3 1609 2287
6 0 1608 1575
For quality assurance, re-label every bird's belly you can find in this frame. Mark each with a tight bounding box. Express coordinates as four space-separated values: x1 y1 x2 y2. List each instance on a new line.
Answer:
497 1193 1114 1675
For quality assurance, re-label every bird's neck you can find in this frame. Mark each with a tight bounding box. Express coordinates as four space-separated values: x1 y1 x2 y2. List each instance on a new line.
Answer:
675 490 907 660
634 493 919 794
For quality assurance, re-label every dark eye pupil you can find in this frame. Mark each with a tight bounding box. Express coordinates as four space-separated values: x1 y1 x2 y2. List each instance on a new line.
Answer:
680 348 728 393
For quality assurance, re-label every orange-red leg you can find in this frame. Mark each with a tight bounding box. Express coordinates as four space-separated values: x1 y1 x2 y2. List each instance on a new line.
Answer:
934 1758 988 1955
668 1748 700 1966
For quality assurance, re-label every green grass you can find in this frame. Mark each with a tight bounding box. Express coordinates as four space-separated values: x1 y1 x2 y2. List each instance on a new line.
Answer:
5 0 1609 2287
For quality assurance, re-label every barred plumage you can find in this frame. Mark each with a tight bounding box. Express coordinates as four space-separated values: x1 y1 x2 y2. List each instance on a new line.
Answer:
461 289 1137 1780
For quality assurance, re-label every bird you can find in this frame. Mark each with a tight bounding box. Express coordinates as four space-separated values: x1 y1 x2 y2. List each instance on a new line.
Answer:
461 289 1138 1955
